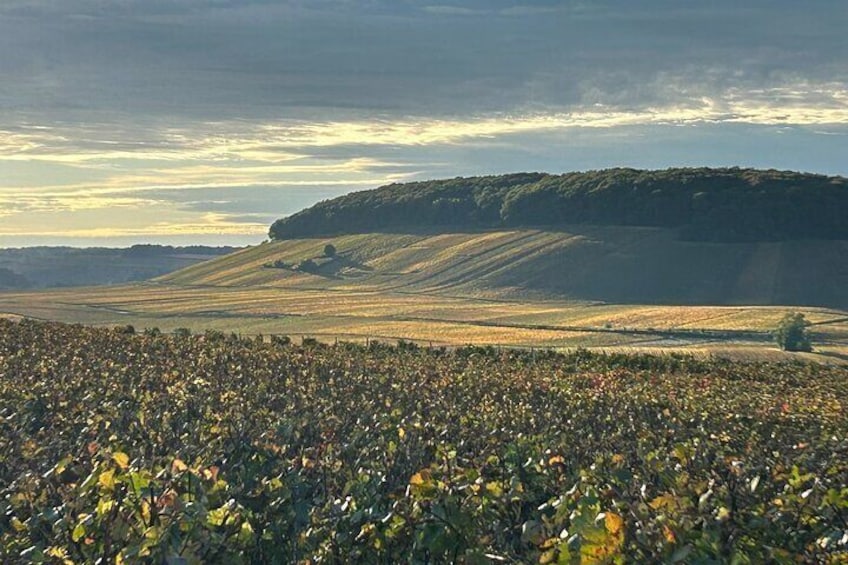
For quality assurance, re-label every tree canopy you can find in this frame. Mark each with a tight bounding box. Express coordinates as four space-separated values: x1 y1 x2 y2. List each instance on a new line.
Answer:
775 312 813 352
269 168 848 242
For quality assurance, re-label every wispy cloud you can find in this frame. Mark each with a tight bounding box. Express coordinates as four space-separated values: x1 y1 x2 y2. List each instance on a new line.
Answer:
3 82 847 162
1 82 846 233
0 214 270 239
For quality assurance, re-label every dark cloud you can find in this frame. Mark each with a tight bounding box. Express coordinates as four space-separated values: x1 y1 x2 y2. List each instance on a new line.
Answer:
2 1 845 122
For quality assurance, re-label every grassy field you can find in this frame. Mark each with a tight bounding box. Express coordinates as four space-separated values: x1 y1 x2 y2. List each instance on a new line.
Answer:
1 228 847 362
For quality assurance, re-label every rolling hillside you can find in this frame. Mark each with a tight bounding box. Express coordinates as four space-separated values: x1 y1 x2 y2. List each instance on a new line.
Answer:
2 226 847 361
2 168 847 359
160 227 848 308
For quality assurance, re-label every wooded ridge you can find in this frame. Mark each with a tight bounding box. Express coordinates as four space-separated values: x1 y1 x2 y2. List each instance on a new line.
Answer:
269 168 848 242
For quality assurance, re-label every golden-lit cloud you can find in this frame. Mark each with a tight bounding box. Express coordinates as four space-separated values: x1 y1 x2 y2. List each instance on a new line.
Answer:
1 82 846 242
3 222 269 238
2 83 847 166
0 192 274 245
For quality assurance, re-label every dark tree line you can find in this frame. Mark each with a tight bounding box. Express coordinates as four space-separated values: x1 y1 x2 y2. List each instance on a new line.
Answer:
269 168 848 242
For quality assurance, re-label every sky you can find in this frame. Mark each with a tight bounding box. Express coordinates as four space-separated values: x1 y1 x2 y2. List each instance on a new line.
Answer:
1 0 847 247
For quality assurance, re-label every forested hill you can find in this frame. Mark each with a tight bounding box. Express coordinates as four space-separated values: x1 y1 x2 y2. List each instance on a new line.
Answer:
269 168 848 242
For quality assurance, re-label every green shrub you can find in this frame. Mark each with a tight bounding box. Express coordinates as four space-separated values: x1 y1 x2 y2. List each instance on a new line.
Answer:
296 258 318 273
271 335 291 346
775 312 812 352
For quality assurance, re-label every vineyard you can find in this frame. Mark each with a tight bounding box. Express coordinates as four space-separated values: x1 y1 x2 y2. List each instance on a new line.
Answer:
1 319 847 563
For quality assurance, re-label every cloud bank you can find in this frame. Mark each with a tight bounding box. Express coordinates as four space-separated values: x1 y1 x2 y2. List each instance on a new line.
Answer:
1 1 846 244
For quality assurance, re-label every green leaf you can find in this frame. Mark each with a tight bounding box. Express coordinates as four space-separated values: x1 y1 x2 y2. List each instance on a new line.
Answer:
521 520 544 545
208 506 229 527
72 522 86 543
670 545 693 563
97 498 115 518
238 521 255 546
53 455 73 477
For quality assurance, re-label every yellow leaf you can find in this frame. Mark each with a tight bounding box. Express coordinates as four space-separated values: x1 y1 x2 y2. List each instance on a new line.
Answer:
410 470 430 486
398 427 406 440
11 517 26 532
539 549 556 564
486 481 504 497
53 455 73 476
140 500 151 525
99 469 116 490
605 512 624 537
581 516 626 564
46 546 69 559
203 465 220 482
663 524 676 544
580 541 611 564
649 493 677 511
112 452 129 470
171 459 188 473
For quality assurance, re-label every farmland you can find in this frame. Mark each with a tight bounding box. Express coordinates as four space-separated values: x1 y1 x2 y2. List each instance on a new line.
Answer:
1 229 847 362
1 318 847 562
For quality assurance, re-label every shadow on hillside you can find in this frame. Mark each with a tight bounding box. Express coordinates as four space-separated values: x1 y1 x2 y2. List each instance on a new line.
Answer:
812 350 848 364
277 225 848 310
313 253 374 279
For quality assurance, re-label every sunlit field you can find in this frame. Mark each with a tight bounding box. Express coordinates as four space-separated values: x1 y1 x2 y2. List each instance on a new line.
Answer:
1 230 847 363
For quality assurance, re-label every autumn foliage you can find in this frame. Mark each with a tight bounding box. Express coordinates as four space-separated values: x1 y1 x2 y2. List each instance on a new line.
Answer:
0 319 846 562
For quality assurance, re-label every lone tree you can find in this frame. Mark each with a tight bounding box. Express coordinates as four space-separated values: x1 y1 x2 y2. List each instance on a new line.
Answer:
775 312 812 352
323 243 337 258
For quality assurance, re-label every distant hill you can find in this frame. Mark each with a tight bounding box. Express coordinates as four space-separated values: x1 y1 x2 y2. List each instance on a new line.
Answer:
269 168 848 242
0 268 31 290
0 245 240 290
